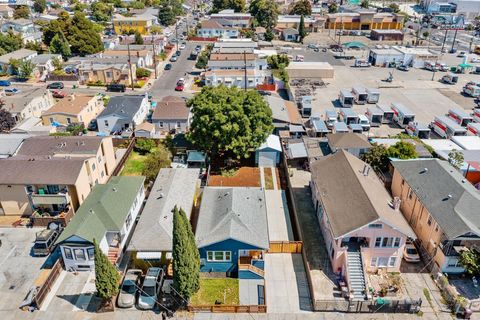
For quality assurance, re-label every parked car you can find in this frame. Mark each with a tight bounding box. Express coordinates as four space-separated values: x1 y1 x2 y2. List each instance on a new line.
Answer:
177 78 185 85
106 83 126 92
457 51 466 57
175 50 181 56
87 119 98 131
403 240 421 263
175 84 185 91
47 82 64 89
397 65 409 72
117 269 142 308
5 88 20 95
32 229 60 257
195 45 202 51
52 90 67 98
164 63 172 70
179 43 186 50
0 80 11 86
137 267 164 310
307 44 319 50
170 56 178 62
258 90 271 96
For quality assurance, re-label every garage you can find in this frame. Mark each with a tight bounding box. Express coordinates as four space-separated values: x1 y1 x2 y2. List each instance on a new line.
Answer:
255 135 282 167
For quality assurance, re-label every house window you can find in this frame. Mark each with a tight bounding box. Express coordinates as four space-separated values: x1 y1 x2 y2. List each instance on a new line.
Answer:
49 117 54 124
427 215 432 226
206 251 231 262
394 237 401 247
159 122 164 128
378 257 389 267
407 188 413 199
125 213 132 229
98 155 101 163
375 237 381 248
87 247 95 260
388 257 397 267
370 257 377 267
106 71 113 78
104 120 109 127
376 237 401 248
101 171 105 178
369 223 382 229
176 121 181 128
66 117 71 124
91 163 96 171
74 248 86 261
64 247 73 260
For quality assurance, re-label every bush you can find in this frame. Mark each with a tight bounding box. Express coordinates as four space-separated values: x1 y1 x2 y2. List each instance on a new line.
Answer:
136 68 151 78
87 80 105 87
134 138 156 155
134 80 145 88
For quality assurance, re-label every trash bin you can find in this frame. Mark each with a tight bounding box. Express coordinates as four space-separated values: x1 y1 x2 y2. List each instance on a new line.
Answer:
464 308 473 319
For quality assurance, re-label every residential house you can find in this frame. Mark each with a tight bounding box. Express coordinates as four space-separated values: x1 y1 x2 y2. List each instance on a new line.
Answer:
391 158 480 274
113 11 157 35
210 9 252 28
31 54 62 75
55 176 146 271
3 87 55 123
1 19 42 43
97 94 149 134
204 69 263 88
0 134 30 158
265 95 303 136
326 133 372 158
196 187 268 279
0 4 14 18
151 96 190 134
116 41 165 56
211 39 258 54
208 52 267 72
281 28 299 42
11 117 55 136
310 150 415 300
197 20 239 39
41 94 104 127
77 61 136 85
128 169 199 269
0 136 116 218
255 134 282 167
0 49 37 74
134 122 156 138
276 15 321 32
100 49 154 68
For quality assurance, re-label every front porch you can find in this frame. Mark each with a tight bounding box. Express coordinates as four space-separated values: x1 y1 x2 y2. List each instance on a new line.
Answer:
106 231 122 265
238 250 265 279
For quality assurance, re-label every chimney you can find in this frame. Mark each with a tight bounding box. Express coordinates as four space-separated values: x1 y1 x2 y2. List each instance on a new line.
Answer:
362 164 370 176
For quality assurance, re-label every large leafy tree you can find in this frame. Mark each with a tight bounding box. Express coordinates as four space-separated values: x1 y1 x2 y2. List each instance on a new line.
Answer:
361 143 389 172
187 86 273 159
385 141 418 159
13 6 30 19
212 0 245 13
249 0 278 30
0 107 15 132
91 2 113 22
19 60 35 78
33 0 47 13
134 31 144 44
158 5 176 26
459 249 480 276
0 31 23 55
172 206 200 301
49 32 71 60
141 144 171 182
93 239 120 302
289 0 311 16
42 11 72 46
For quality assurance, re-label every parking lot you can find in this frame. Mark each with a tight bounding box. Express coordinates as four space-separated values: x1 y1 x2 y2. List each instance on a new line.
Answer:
0 228 48 312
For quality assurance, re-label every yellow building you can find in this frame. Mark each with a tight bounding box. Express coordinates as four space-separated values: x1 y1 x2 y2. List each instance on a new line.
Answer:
113 13 154 35
326 12 404 30
41 95 104 127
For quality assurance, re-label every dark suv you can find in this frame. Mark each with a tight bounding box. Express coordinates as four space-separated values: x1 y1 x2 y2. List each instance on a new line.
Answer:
47 82 64 89
107 83 126 92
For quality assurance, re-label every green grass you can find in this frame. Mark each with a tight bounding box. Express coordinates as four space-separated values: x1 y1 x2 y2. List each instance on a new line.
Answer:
190 278 239 305
120 151 148 176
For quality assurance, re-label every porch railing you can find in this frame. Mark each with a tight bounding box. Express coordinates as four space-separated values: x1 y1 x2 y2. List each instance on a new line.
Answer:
238 258 265 277
30 206 74 227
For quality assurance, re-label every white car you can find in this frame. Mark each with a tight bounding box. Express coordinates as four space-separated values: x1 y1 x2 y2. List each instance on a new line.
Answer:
403 241 421 263
358 114 371 131
179 43 186 50
458 51 467 58
137 267 164 310
471 57 480 63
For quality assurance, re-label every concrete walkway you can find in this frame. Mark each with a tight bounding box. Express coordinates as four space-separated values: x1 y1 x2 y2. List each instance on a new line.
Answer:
265 190 294 242
239 279 264 305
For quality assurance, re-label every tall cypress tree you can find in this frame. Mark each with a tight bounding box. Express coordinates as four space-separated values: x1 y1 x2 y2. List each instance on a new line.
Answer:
172 206 200 301
298 15 306 43
93 239 120 302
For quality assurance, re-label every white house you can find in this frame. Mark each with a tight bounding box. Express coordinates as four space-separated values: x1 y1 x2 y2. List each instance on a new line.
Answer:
197 20 239 39
96 94 149 134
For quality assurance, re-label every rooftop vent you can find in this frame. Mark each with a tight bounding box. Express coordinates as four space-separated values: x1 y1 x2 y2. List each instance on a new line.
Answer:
89 209 94 214
362 164 370 176
112 187 117 192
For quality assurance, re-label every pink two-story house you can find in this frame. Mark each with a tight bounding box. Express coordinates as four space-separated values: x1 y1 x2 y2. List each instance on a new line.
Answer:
310 150 415 300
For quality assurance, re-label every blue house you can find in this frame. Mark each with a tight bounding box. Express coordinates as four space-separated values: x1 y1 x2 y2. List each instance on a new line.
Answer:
195 187 269 280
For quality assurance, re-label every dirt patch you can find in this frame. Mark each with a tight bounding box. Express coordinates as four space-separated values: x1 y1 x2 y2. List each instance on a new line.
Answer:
437 88 476 110
264 169 273 190
208 167 260 187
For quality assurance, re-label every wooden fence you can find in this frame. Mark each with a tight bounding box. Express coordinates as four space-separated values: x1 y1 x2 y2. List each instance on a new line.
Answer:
111 137 136 177
187 305 267 313
268 241 303 253
33 258 63 309
30 207 74 227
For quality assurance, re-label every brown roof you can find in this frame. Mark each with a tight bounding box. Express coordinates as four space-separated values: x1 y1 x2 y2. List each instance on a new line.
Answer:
310 150 415 238
205 69 256 76
103 49 150 57
16 136 104 158
152 100 190 121
42 95 95 116
201 20 225 29
135 122 155 132
209 53 256 61
327 133 372 150
284 100 302 125
0 158 86 185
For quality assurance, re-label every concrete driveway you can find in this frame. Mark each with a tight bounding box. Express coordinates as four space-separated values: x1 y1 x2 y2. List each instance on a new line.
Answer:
0 228 48 312
264 254 311 313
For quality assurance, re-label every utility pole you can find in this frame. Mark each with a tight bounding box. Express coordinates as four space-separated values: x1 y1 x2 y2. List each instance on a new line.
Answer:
127 44 135 91
451 28 458 53
152 41 157 79
441 29 448 52
243 51 247 92
175 21 179 52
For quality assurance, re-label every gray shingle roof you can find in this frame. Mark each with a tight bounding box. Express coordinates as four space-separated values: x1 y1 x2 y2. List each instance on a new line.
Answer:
98 95 146 120
392 159 480 239
195 187 269 249
128 168 199 252
16 136 103 158
311 150 415 238
327 133 372 150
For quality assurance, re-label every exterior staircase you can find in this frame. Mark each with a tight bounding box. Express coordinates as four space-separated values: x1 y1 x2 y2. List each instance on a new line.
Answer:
107 247 120 265
347 251 367 300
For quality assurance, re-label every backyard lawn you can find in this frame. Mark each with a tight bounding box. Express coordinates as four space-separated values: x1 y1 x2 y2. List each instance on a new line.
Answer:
190 278 239 305
120 151 148 176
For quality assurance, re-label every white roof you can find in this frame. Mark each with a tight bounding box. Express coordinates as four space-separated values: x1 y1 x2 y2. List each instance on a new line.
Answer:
258 134 282 152
451 136 480 150
421 139 463 151
286 62 333 70
393 46 437 56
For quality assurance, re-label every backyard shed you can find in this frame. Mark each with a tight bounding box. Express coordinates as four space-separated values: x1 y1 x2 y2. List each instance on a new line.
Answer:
255 134 282 167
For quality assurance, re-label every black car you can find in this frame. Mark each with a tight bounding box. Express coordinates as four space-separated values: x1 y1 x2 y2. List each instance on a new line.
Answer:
165 63 172 70
175 50 181 56
47 82 64 89
88 119 98 131
107 83 126 92
258 90 271 96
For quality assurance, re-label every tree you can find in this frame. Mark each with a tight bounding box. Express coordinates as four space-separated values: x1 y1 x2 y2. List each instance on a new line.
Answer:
130 1 145 9
187 86 274 159
360 0 369 8
13 6 30 19
0 107 15 132
361 143 389 172
93 239 120 302
267 54 289 69
298 15 306 43
42 11 71 46
385 141 418 159
422 31 430 38
49 32 71 60
328 3 338 13
33 0 47 13
150 25 163 34
212 0 245 13
0 31 23 55
67 12 104 56
134 31 144 44
19 60 35 78
24 41 43 53
158 5 176 26
289 0 311 16
388 3 400 13
448 149 464 170
134 138 156 154
136 67 151 78
459 249 480 276
141 144 171 181
91 1 113 22
8 58 20 75
249 0 279 30
172 206 200 301
195 52 209 69
264 28 274 41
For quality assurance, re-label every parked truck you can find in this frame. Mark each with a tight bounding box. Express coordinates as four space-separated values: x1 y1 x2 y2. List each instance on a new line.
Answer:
441 73 458 84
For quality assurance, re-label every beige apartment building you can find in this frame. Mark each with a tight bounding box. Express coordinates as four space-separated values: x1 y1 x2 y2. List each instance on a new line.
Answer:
0 136 116 218
391 159 480 274
78 62 137 85
41 95 104 127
